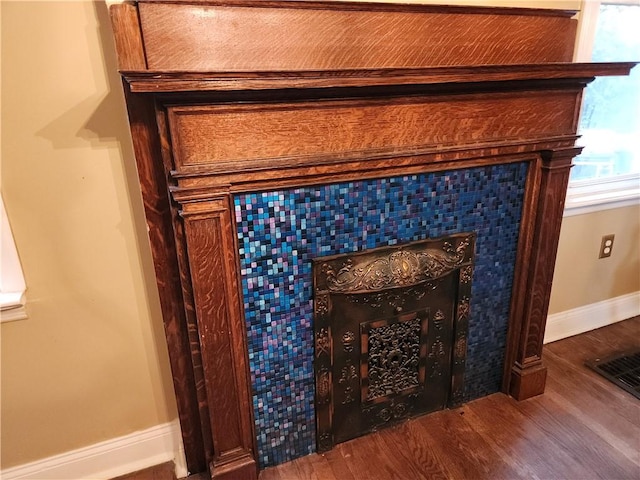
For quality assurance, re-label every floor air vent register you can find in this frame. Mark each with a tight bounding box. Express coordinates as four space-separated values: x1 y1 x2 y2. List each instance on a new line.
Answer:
313 233 475 451
586 348 640 400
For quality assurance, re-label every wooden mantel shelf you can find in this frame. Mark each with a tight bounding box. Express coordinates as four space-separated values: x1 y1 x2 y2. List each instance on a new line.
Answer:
110 1 637 479
123 63 636 93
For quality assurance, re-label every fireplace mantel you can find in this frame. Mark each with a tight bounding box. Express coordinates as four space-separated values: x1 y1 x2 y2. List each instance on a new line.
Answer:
110 2 635 478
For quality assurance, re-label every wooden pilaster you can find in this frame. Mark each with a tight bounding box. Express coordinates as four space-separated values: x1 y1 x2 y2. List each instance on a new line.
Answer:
180 198 258 480
509 148 581 400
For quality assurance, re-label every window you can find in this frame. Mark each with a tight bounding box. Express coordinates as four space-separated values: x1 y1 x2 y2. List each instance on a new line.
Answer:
566 0 640 215
1 196 27 322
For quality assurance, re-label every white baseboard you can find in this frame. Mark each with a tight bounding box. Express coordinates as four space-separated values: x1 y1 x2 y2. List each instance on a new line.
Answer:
544 291 640 344
0 420 188 480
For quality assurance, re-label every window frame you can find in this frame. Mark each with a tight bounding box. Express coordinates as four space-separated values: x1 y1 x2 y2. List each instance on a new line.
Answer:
565 0 640 216
1 196 27 322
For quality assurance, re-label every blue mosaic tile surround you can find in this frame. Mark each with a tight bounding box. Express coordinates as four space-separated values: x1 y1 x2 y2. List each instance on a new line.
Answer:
234 163 528 467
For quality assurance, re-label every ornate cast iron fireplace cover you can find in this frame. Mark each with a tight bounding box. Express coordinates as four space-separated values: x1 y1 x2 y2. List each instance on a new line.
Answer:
313 233 475 451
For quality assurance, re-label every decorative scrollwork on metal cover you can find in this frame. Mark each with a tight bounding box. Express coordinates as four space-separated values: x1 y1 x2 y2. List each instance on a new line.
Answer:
451 388 464 405
318 433 333 451
433 310 445 330
393 402 408 418
316 328 330 357
374 401 411 424
428 338 447 378
339 361 358 404
315 293 329 316
457 297 471 322
455 337 467 360
320 236 473 293
346 283 435 309
367 317 421 401
342 331 356 352
460 265 473 284
312 233 475 450
378 407 393 422
317 368 331 404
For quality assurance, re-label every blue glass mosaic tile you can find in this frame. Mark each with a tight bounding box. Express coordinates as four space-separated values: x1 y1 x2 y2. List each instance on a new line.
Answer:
234 163 528 467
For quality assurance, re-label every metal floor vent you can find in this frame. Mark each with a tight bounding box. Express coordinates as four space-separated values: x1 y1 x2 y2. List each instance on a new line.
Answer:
586 349 640 400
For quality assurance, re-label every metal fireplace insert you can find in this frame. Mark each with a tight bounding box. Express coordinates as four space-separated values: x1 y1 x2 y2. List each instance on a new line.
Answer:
313 233 475 450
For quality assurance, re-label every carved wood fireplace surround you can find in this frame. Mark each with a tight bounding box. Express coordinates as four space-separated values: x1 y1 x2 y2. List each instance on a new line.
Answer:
110 1 634 478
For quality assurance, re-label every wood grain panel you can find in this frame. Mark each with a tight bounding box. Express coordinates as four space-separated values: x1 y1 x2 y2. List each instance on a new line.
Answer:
509 148 577 401
184 217 242 452
523 152 576 360
138 2 576 71
500 153 542 396
156 106 217 466
109 4 147 70
168 91 580 169
182 202 257 479
168 140 578 198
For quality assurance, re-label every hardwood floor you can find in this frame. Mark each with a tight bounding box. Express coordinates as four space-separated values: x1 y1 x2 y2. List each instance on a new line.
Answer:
260 317 640 480
112 462 176 480
116 318 639 480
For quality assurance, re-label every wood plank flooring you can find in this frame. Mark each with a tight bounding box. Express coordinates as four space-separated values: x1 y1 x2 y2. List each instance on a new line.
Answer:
115 318 640 480
113 462 176 480
260 317 640 480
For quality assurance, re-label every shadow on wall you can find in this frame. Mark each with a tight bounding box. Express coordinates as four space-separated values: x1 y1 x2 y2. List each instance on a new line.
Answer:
34 5 130 151
35 0 178 421
95 0 179 420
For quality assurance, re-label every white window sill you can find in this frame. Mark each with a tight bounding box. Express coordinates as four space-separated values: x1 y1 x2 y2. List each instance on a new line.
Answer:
1 291 27 323
564 173 640 217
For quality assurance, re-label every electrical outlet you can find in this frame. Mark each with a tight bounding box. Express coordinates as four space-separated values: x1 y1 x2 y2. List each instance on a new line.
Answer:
599 234 615 259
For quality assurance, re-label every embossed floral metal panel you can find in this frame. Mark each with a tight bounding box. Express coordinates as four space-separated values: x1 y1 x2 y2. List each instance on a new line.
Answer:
313 233 475 451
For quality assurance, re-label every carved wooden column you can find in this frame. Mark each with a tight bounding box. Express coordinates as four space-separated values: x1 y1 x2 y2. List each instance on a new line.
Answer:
178 195 258 480
509 147 581 400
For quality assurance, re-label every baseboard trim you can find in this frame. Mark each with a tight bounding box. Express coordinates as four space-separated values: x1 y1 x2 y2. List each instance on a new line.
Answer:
0 420 188 480
544 291 640 344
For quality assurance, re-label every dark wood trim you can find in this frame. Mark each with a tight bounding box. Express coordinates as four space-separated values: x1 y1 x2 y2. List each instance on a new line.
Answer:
169 152 547 203
163 88 584 184
121 83 207 474
122 63 635 93
502 155 543 395
509 148 580 400
168 136 579 180
180 199 258 479
155 107 216 467
109 3 147 71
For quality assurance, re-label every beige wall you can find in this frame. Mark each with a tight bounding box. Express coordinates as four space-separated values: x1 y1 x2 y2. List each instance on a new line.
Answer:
0 0 635 471
549 205 640 314
1 1 176 469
